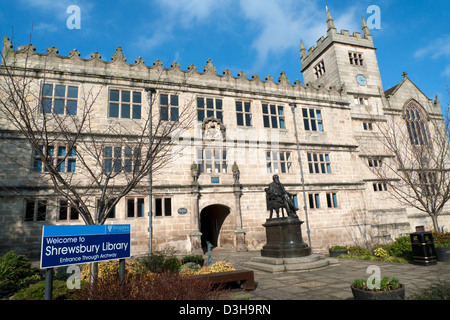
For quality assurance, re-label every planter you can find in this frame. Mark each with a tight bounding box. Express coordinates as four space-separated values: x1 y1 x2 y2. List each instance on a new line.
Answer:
435 246 450 262
329 249 348 257
351 285 405 300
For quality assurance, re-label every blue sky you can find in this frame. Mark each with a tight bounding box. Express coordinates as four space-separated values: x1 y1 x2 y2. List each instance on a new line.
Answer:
1 0 450 108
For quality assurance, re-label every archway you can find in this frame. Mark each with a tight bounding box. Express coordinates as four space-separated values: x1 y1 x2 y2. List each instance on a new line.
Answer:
200 204 230 250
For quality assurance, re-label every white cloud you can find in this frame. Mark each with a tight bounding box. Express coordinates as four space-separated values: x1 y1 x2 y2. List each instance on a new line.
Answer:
238 0 361 69
414 34 450 78
414 35 450 60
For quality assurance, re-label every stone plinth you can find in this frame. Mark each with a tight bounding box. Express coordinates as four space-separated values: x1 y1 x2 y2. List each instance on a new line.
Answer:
261 217 311 258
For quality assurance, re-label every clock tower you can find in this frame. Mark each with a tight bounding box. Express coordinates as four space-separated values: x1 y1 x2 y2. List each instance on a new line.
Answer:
300 8 385 114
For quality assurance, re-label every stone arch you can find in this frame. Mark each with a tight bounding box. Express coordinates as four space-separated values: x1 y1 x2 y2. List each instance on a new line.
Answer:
199 204 231 250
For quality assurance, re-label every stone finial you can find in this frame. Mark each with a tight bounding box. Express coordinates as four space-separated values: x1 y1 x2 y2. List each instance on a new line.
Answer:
402 71 408 78
111 46 126 62
362 16 371 38
90 51 102 60
300 40 306 60
204 58 216 73
223 69 232 76
434 94 440 107
278 71 289 84
69 49 81 57
326 6 336 32
46 46 59 55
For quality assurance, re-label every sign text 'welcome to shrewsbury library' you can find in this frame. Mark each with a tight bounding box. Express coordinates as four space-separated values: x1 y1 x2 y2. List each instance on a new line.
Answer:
40 224 131 269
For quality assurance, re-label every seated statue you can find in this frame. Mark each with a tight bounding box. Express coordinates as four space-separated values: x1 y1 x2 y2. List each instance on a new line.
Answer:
266 174 298 219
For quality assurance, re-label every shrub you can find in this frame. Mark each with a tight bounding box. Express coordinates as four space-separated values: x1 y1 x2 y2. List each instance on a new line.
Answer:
432 232 450 247
348 246 371 256
0 251 39 282
181 255 205 266
80 260 143 281
0 251 42 298
352 277 401 291
162 257 181 273
373 247 389 259
330 245 347 250
137 254 165 273
389 236 413 260
9 280 84 300
80 272 228 300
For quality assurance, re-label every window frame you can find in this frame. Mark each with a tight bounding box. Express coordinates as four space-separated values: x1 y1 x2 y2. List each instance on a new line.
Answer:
197 148 227 174
302 108 324 132
266 151 293 174
154 197 172 217
262 103 286 129
235 101 252 127
104 146 141 174
348 51 364 66
24 199 47 222
197 97 223 123
33 143 77 173
41 83 79 116
160 93 179 122
326 193 338 208
127 197 146 218
108 88 142 120
404 101 429 146
307 152 331 174
313 60 326 79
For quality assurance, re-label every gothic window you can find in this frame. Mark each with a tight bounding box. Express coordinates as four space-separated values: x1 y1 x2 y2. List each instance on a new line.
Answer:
405 101 428 145
41 83 78 115
262 104 285 129
313 60 326 78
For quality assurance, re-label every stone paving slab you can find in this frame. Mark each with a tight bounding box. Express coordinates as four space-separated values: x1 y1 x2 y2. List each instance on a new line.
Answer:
209 249 450 300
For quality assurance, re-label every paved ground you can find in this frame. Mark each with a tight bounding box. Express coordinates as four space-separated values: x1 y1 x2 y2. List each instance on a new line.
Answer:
208 249 450 300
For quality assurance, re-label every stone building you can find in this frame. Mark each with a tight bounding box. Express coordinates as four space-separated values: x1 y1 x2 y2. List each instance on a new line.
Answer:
0 10 449 258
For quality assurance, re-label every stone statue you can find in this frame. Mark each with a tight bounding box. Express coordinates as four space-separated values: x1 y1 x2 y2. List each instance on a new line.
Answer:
232 161 240 184
191 162 199 183
266 174 298 219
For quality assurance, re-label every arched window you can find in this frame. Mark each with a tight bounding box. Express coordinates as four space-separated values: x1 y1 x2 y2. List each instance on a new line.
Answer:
404 100 428 145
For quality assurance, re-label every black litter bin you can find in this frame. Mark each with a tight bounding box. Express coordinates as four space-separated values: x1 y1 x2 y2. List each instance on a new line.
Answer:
410 232 437 266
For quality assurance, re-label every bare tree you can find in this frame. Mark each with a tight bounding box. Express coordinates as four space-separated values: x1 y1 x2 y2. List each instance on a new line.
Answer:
0 37 195 226
363 92 450 232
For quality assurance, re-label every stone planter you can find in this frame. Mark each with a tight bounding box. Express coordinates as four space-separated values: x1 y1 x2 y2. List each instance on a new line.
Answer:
351 285 405 300
435 246 450 262
329 249 348 257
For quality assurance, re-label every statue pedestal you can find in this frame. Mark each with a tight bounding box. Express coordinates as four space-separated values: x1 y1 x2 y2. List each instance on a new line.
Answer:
261 217 311 258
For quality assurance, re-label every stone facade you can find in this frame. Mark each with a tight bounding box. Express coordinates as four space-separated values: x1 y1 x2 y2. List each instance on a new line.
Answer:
0 11 449 259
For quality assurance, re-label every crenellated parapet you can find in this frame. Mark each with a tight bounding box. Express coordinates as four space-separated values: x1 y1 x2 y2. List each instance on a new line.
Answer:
1 36 347 102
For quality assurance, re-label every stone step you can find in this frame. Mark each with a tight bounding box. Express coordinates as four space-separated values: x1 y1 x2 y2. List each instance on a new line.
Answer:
243 256 336 273
250 254 321 265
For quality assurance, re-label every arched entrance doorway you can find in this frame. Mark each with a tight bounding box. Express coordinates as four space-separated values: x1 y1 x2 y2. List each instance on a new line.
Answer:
200 204 230 250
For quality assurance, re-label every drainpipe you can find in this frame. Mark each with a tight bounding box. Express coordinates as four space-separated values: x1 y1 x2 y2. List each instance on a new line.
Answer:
146 88 156 255
290 103 312 248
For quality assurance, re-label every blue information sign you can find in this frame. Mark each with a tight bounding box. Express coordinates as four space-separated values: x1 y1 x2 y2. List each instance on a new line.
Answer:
40 224 131 269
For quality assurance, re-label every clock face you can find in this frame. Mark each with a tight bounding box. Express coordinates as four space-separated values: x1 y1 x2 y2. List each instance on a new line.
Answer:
356 74 367 86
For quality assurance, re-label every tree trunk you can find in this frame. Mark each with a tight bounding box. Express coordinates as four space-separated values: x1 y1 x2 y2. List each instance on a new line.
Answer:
430 214 440 232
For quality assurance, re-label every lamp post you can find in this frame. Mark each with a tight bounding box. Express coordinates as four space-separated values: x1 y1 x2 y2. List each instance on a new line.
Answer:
290 103 312 248
146 88 156 255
